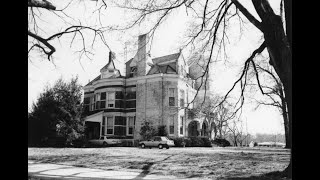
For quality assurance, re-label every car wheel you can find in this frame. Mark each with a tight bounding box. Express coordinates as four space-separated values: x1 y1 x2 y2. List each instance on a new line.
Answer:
158 144 163 149
103 142 108 147
166 145 169 149
141 144 145 148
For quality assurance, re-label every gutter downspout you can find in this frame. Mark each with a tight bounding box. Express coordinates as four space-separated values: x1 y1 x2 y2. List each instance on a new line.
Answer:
145 78 147 122
161 73 164 126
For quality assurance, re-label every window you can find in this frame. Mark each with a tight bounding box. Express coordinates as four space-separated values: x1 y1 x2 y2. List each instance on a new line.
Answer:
100 92 106 109
90 96 95 111
180 116 184 135
95 93 101 109
84 97 90 113
129 66 137 77
169 116 174 135
106 117 114 135
154 137 161 141
169 88 175 106
107 92 115 108
161 137 169 141
180 90 185 107
101 116 106 136
127 116 135 136
93 92 115 109
114 116 126 136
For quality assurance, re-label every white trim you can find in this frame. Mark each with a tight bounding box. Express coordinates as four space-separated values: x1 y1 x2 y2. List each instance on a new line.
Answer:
157 59 176 65
84 111 104 121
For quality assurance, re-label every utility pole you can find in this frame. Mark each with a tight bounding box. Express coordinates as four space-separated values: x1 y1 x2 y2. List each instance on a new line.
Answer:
245 118 248 146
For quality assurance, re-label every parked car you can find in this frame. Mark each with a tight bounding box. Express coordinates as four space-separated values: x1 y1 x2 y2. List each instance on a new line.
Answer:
88 136 122 147
139 136 175 149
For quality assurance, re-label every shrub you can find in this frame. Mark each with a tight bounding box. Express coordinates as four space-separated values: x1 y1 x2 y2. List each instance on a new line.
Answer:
200 137 212 147
171 137 212 147
211 138 231 147
190 137 206 147
171 137 186 147
157 125 168 136
139 120 157 140
184 138 192 147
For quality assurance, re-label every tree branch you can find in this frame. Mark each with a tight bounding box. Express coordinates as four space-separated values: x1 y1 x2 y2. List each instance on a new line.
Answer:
231 0 262 31
28 0 56 10
28 30 55 60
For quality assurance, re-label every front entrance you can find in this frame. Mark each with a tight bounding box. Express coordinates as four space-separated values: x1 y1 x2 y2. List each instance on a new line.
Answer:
85 121 100 139
188 121 199 137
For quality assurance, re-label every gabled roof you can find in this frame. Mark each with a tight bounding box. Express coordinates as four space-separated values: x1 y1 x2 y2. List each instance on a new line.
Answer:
147 64 177 75
152 52 180 64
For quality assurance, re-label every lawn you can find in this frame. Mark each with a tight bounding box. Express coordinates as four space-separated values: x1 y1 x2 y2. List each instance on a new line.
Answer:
28 147 291 180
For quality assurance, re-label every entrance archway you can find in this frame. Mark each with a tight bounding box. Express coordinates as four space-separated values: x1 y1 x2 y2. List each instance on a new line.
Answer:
188 121 199 137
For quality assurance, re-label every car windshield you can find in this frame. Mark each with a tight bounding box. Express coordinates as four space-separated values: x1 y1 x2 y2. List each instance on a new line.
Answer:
161 137 169 141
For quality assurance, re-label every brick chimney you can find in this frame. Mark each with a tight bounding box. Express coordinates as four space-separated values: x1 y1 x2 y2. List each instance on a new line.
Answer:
136 33 151 76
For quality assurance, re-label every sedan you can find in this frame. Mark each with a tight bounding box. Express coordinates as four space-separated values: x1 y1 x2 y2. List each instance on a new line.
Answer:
88 136 122 147
139 136 175 149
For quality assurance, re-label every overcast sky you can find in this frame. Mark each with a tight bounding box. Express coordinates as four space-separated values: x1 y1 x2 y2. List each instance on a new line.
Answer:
28 0 284 135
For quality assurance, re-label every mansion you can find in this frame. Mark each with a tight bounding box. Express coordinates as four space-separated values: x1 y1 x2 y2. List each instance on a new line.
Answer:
83 34 212 140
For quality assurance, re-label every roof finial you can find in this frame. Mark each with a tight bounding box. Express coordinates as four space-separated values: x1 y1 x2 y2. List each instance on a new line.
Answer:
109 51 116 62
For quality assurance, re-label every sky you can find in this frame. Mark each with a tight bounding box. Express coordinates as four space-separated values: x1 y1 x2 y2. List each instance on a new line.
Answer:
28 0 284 135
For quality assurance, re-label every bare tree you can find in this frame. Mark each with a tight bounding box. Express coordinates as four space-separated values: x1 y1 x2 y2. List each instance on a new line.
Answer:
248 60 290 149
112 0 292 176
227 118 249 147
28 0 110 61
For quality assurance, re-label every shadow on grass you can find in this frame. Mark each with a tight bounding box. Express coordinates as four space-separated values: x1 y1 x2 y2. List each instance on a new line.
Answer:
29 154 130 165
221 171 291 180
131 154 175 180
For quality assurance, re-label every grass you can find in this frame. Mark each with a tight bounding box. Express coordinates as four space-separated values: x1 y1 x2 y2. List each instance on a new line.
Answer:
28 147 291 179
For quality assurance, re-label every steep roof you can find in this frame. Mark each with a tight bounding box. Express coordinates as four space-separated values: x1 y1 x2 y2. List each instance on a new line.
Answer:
85 75 101 86
100 57 116 72
152 52 180 64
147 63 177 75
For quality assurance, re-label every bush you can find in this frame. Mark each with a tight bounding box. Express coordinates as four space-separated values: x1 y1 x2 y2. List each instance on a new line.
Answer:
189 137 202 147
157 125 168 136
170 137 212 147
200 137 212 147
139 120 157 140
171 137 186 147
211 138 231 147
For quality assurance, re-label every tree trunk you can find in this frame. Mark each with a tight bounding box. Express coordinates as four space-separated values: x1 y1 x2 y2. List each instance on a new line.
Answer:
252 0 292 177
279 86 291 148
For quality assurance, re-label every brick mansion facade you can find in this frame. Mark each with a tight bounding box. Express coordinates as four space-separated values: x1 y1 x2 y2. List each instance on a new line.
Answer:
83 34 211 140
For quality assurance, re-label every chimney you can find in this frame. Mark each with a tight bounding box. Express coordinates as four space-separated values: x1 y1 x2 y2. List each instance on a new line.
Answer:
136 33 150 76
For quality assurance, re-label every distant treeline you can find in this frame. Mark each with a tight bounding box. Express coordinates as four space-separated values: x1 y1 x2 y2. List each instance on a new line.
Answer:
225 133 285 147
251 133 285 143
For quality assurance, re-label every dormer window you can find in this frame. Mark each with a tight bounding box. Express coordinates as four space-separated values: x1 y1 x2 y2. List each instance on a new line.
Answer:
129 66 137 77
